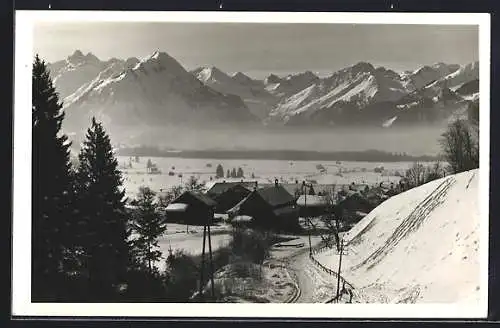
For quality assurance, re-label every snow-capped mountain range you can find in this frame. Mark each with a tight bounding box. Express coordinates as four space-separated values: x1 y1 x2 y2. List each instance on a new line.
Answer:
190 66 277 119
49 51 257 132
47 50 479 133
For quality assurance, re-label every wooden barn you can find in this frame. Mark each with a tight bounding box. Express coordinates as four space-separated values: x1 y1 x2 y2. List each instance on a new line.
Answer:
364 187 390 207
165 191 217 226
334 191 374 225
212 184 253 213
206 181 257 199
227 180 299 232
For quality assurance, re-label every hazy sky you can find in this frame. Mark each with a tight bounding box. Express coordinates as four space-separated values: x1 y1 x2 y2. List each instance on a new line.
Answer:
34 22 479 78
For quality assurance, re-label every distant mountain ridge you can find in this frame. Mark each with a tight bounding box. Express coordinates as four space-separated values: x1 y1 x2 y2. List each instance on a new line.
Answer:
190 66 277 119
54 51 258 133
266 61 479 127
47 50 480 134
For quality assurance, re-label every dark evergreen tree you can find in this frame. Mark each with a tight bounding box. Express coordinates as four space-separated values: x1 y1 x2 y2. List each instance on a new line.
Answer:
231 168 237 178
75 117 131 300
131 187 166 275
32 54 74 300
308 185 316 195
237 167 244 178
226 169 230 178
215 164 224 178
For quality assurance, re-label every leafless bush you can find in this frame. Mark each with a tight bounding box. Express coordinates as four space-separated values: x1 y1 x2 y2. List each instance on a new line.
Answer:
440 118 479 174
405 162 426 188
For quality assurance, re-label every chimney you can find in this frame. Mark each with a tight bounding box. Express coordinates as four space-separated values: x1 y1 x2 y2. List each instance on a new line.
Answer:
275 178 279 187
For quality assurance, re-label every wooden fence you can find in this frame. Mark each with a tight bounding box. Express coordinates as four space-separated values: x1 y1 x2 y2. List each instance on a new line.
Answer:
309 245 355 297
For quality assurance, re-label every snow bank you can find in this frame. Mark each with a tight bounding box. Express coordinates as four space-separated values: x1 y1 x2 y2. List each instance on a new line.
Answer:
315 169 480 303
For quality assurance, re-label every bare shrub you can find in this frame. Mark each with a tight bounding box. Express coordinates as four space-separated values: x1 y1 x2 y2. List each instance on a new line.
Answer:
405 162 426 188
440 118 479 174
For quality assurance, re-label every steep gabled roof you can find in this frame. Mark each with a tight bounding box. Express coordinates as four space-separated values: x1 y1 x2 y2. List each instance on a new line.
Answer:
257 185 295 207
227 190 256 215
206 181 256 196
173 190 217 207
190 191 217 207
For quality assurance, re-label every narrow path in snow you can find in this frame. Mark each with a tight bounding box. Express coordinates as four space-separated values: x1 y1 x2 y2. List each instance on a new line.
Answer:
287 248 317 302
271 237 344 303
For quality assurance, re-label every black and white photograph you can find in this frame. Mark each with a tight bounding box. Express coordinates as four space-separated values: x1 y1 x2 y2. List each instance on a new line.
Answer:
13 11 489 318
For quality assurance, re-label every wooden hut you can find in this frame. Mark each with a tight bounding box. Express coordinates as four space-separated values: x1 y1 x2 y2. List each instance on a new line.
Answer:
165 191 217 226
334 191 374 225
212 184 253 213
227 179 299 232
205 181 257 199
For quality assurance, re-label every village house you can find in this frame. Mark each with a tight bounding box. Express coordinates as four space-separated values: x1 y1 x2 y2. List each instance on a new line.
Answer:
364 186 390 207
211 184 254 213
334 191 374 226
165 190 217 226
227 179 300 232
205 181 257 199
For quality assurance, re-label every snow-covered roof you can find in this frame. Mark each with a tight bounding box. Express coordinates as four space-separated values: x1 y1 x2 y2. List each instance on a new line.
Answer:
232 215 253 223
166 203 188 212
296 195 329 207
206 181 256 196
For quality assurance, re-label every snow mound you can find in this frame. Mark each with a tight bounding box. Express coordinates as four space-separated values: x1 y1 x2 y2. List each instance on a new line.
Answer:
315 169 480 303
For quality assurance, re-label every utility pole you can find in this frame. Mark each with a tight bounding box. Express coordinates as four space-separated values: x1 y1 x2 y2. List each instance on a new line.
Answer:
303 181 312 256
199 224 206 301
199 210 215 302
336 238 344 303
207 221 215 299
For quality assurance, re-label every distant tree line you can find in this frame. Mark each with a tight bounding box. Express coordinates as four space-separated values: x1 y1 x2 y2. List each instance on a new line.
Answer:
118 147 441 163
215 164 245 179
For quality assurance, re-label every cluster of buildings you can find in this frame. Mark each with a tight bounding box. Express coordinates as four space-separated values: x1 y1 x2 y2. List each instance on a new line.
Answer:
163 178 404 233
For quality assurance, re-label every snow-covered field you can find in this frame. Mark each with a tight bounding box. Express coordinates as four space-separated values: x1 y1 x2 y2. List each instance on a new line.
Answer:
314 169 480 303
152 223 233 271
117 156 428 199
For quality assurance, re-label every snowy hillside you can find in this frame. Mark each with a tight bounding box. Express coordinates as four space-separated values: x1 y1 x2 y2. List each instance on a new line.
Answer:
191 66 277 119
315 169 480 303
61 51 257 133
